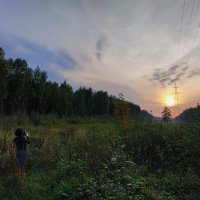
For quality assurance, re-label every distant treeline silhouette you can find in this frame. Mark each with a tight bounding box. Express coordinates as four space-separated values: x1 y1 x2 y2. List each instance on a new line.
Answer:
0 47 152 120
176 103 200 123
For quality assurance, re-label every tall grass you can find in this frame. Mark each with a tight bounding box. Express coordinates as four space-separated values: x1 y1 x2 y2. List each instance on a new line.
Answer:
0 116 200 199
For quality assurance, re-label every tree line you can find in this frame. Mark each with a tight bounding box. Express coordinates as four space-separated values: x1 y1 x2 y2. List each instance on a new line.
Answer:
175 103 200 123
0 47 153 120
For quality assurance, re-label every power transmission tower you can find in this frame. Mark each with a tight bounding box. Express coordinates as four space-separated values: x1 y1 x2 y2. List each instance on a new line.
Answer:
172 83 180 117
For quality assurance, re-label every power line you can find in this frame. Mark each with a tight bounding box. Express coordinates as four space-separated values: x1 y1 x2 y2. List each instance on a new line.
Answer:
181 0 196 56
176 0 186 63
186 20 200 65
184 0 200 66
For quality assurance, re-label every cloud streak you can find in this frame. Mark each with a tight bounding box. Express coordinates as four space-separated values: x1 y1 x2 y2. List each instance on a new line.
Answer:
150 64 189 86
95 35 108 61
188 68 200 78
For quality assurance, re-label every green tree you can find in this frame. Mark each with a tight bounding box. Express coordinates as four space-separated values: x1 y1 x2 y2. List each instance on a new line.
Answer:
196 103 200 122
32 66 47 113
73 87 94 116
138 110 153 122
44 81 60 114
108 96 115 116
94 90 109 116
0 48 7 112
114 93 133 131
0 47 5 60
161 106 172 123
57 81 73 116
5 58 33 113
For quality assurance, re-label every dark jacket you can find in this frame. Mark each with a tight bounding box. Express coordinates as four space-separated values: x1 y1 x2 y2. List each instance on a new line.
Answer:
14 136 30 151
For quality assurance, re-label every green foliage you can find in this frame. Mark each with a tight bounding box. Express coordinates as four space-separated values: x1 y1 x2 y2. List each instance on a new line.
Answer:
0 118 200 199
0 47 5 60
0 47 151 122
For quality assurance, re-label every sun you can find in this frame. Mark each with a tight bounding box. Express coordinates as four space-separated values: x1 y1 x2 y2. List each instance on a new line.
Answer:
165 96 175 107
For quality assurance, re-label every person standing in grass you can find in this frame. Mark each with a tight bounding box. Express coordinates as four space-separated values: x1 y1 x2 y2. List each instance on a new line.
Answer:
13 128 30 176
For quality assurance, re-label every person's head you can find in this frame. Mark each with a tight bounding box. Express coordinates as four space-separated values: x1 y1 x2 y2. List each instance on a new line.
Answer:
15 128 25 137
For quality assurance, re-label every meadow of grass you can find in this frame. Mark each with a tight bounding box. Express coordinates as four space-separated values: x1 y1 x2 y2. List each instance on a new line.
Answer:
0 114 200 200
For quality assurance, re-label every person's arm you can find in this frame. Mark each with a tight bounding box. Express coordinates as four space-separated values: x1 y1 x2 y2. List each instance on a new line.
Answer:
26 136 30 144
23 135 30 144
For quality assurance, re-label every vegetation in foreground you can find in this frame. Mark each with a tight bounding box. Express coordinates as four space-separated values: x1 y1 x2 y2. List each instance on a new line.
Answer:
0 115 200 200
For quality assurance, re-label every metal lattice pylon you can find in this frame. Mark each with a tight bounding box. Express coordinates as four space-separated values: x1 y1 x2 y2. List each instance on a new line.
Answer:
172 83 180 117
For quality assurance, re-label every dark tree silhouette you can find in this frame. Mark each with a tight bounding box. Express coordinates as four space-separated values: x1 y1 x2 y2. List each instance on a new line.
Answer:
161 107 172 123
0 47 5 60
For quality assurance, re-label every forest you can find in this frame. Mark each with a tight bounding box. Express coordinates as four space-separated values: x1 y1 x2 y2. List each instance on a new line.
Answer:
0 47 152 121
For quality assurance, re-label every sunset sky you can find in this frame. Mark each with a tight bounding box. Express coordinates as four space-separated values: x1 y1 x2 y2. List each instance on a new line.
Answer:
0 0 200 116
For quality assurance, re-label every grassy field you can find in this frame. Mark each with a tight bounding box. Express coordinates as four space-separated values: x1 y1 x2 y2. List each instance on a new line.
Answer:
0 115 200 200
